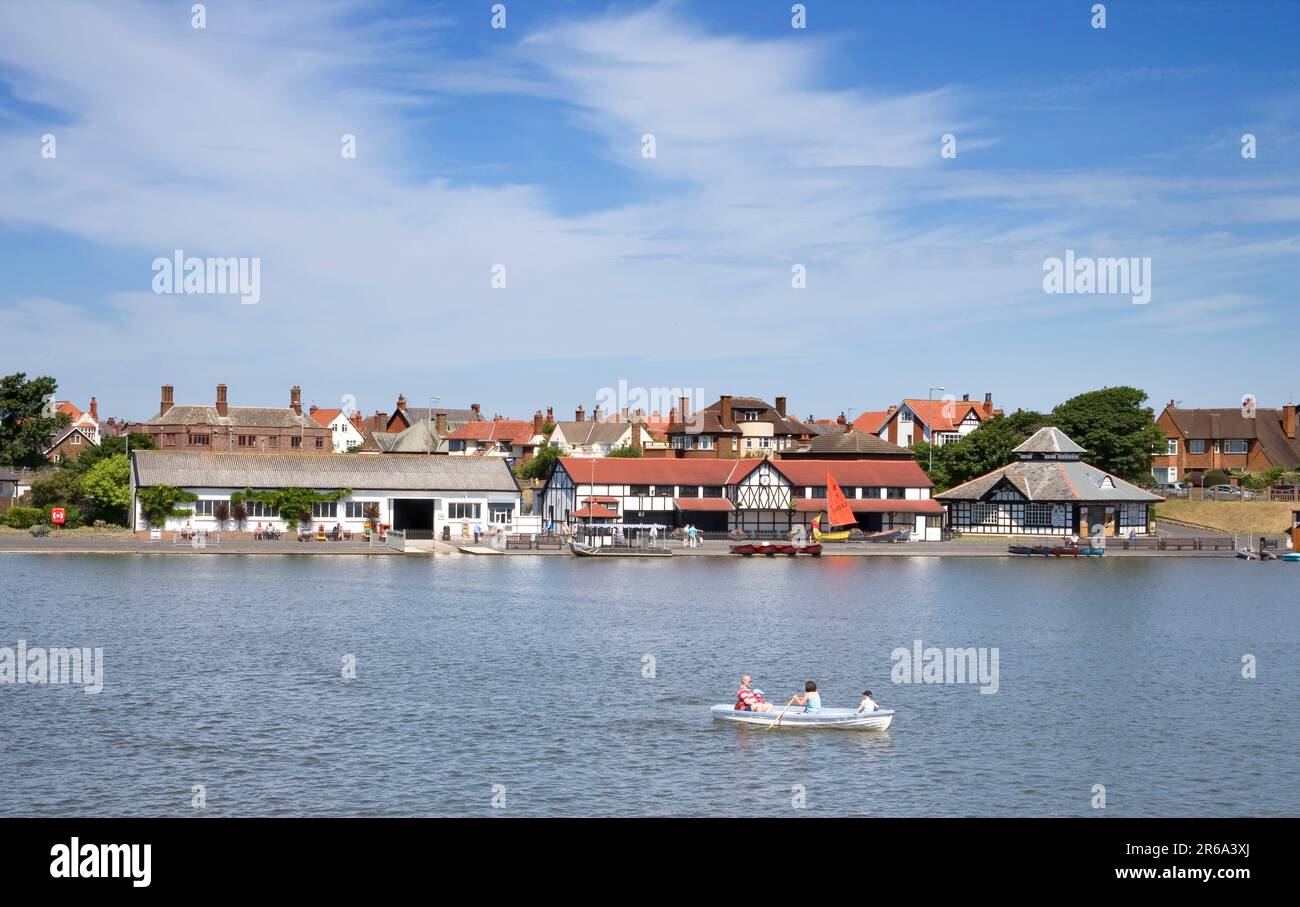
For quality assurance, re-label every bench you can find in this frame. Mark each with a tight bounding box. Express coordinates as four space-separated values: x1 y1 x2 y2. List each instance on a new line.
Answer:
1118 532 1159 548
506 534 532 550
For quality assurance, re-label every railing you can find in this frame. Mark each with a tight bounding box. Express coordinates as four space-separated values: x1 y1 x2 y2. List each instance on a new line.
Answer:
1163 487 1300 503
385 529 406 553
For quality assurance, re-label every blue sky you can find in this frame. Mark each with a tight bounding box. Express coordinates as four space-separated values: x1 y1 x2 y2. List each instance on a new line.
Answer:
1 0 1297 424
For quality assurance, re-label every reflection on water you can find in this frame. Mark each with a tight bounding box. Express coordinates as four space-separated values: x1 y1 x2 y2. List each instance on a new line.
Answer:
0 553 1296 816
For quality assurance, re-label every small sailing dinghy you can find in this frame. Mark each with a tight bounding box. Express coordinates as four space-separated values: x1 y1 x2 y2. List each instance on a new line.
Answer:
811 472 859 542
710 704 895 730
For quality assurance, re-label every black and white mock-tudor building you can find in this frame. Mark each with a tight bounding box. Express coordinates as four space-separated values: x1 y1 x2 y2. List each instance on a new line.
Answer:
934 427 1161 537
539 455 944 540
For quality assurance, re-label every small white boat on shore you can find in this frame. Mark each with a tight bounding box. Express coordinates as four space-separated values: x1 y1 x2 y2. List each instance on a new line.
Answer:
710 704 894 730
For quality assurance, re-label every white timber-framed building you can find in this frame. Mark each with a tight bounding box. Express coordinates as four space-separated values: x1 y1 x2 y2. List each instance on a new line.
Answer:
130 450 521 538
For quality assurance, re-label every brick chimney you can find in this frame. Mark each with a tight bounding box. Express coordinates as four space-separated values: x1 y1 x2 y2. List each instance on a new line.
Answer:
350 410 365 432
396 394 407 412
160 384 174 416
679 395 690 429
629 420 641 451
215 383 228 417
775 395 787 418
575 404 585 422
435 412 447 436
837 411 847 427
982 392 994 416
309 403 318 415
720 394 733 430
593 404 604 422
962 393 970 402
290 386 302 415
471 403 481 415
1285 404 1297 440
87 396 98 421
545 406 553 424
371 410 388 432
533 409 544 434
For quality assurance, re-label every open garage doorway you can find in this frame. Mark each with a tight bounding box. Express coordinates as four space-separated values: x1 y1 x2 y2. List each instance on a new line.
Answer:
391 498 435 539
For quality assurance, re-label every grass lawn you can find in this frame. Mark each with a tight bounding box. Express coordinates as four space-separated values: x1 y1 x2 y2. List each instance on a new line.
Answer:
1155 500 1297 535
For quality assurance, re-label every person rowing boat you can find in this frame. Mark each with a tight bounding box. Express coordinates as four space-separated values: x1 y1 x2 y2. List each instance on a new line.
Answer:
735 674 773 712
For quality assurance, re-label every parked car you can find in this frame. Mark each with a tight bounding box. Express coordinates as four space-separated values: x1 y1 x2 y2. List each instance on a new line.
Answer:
1206 484 1257 500
1150 482 1188 498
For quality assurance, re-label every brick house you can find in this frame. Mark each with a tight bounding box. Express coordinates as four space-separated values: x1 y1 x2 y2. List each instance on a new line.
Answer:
42 397 102 462
445 414 544 461
1151 401 1300 484
868 393 1001 448
664 394 812 458
129 384 331 453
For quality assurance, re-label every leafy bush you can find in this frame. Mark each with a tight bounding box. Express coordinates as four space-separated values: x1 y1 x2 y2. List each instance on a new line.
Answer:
29 523 50 537
3 506 44 529
1203 469 1231 487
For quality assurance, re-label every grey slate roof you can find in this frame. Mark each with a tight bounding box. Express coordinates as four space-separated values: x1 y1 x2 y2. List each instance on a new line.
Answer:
936 459 1159 503
551 421 631 446
373 421 448 454
132 450 518 491
1014 427 1086 455
805 429 912 456
144 405 315 430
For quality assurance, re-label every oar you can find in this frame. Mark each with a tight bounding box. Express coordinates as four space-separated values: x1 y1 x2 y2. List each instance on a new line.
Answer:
765 696 799 731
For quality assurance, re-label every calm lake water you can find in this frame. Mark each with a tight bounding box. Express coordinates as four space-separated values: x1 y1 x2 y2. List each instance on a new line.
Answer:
1 553 1297 817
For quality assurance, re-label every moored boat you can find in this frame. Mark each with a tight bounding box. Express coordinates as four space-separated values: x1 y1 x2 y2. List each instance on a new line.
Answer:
730 542 823 557
711 704 894 730
1282 551 1300 562
1007 545 1052 556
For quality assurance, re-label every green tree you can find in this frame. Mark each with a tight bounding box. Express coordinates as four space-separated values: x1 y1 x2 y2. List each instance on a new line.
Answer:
517 445 559 480
137 485 198 527
1050 387 1165 483
913 411 1044 490
0 373 70 469
80 454 131 524
606 445 643 458
30 469 82 508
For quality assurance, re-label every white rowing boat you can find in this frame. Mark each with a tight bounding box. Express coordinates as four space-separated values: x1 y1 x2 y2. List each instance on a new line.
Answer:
710 704 895 730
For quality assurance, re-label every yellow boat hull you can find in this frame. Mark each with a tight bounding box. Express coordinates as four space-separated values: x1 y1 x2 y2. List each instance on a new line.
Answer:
812 526 853 542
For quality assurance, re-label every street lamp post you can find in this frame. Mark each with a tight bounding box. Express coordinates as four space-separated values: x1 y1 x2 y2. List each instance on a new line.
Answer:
927 386 945 472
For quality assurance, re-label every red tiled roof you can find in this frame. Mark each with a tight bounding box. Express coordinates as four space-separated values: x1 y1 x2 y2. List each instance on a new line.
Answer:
446 419 536 444
773 459 933 488
556 457 762 485
310 407 342 427
573 504 618 519
851 410 891 433
793 498 944 514
581 496 619 503
56 401 84 420
883 399 995 434
673 497 734 512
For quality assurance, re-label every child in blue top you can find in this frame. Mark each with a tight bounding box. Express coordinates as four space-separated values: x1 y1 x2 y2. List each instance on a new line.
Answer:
791 681 821 712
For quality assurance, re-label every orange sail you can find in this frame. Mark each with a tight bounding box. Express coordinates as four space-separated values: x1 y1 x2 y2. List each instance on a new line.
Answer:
825 472 856 528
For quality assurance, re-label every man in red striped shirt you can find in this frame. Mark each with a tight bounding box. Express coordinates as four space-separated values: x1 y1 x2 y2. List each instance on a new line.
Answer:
736 674 774 712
